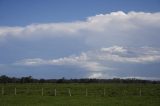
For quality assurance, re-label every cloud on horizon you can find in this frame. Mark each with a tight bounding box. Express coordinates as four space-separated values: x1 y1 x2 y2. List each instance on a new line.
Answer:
9 46 160 79
15 46 160 66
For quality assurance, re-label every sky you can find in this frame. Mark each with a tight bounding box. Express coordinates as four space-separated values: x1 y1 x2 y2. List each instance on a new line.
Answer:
0 0 160 80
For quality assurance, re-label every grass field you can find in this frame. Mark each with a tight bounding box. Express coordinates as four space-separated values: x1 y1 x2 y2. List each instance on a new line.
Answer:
0 83 160 106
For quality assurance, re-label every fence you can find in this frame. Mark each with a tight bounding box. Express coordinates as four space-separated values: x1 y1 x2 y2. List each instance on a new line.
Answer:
0 87 145 96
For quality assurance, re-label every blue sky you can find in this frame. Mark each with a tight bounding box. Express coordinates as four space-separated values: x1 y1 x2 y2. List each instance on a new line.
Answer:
0 0 160 26
0 0 160 79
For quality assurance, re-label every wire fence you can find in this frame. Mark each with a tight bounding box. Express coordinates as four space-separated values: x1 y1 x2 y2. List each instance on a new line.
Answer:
0 87 155 96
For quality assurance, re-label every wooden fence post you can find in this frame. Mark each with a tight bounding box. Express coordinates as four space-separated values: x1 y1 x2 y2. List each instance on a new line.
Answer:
27 87 29 95
139 88 141 96
2 87 4 95
54 89 56 96
68 89 71 96
41 88 44 96
103 88 105 96
86 88 88 96
15 88 16 95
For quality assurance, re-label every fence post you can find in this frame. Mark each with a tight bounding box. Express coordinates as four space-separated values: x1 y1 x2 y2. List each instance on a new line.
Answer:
86 88 88 96
27 87 29 95
139 88 141 96
103 88 105 96
42 88 43 96
2 87 4 95
123 90 126 96
54 88 56 96
15 88 16 95
68 89 71 96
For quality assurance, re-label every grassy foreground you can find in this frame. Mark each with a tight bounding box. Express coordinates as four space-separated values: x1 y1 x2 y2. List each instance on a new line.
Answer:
0 83 160 106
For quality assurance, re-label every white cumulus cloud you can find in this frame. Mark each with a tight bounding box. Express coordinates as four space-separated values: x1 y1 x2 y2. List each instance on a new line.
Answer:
0 11 160 48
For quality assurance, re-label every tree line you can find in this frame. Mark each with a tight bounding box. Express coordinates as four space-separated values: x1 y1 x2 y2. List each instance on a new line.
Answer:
0 75 159 84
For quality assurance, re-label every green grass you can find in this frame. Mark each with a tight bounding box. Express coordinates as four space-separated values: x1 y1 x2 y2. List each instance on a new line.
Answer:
0 83 160 106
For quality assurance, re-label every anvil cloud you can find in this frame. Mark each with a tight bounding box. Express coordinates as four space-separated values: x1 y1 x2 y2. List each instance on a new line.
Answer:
0 11 160 79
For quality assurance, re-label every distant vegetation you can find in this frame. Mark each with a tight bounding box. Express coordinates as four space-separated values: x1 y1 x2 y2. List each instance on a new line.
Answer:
0 75 160 84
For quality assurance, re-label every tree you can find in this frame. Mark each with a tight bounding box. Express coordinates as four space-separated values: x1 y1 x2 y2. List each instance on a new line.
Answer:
0 75 10 83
